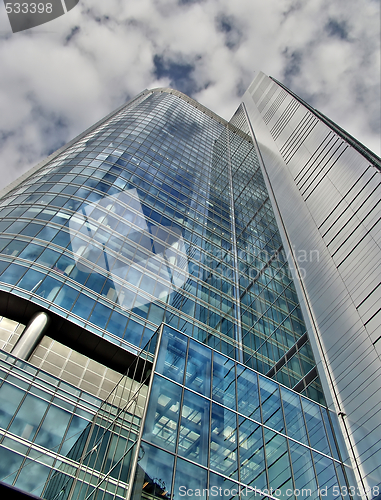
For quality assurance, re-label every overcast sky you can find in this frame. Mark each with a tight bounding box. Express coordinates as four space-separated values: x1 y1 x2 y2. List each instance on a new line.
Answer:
0 0 379 190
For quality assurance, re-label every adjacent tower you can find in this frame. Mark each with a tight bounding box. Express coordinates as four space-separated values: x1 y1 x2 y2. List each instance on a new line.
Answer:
0 73 379 499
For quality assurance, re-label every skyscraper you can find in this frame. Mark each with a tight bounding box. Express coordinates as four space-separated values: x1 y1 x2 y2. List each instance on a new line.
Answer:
0 72 379 500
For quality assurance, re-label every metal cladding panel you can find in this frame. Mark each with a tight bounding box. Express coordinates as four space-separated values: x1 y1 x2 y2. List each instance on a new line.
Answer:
243 72 381 491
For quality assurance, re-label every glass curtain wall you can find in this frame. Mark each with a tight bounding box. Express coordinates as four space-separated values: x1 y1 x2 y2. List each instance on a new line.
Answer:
0 89 322 401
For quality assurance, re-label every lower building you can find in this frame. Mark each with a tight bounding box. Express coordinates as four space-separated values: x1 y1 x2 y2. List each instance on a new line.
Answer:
0 73 380 499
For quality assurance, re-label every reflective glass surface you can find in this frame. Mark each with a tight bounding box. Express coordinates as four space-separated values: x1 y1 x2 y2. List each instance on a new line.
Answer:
0 89 323 402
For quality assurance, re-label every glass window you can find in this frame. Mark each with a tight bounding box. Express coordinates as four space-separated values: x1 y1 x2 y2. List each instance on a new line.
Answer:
34 275 62 301
259 377 285 432
17 268 45 292
302 399 331 456
263 428 292 492
0 446 24 486
142 375 181 453
281 387 308 444
0 382 25 429
14 459 50 496
312 451 338 491
209 472 240 500
20 223 42 238
212 352 236 410
18 243 44 262
185 339 211 397
34 405 71 451
4 221 28 234
35 225 59 242
210 403 238 480
173 457 207 500
0 237 12 253
2 239 28 257
85 273 107 294
156 327 187 385
60 414 90 456
238 417 266 489
51 230 71 249
0 263 27 285
288 441 318 497
36 248 61 268
71 294 96 320
178 390 209 466
54 285 80 311
88 302 111 329
106 310 127 338
9 394 49 441
236 366 260 421
131 443 174 500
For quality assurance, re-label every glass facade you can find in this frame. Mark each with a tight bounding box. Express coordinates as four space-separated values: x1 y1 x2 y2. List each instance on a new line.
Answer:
0 85 365 498
0 89 322 401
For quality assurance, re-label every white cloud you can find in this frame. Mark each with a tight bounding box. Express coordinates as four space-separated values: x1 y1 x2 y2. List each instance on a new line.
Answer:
0 0 379 190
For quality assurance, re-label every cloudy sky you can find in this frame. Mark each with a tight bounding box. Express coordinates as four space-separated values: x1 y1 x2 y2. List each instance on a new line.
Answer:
0 0 379 190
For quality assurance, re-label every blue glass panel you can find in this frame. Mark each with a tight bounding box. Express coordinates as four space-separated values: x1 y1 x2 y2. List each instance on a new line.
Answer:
0 263 27 285
173 457 208 500
60 414 90 456
288 440 319 499
34 275 62 301
88 302 111 329
14 459 50 496
280 387 308 444
209 472 240 500
156 327 187 384
263 428 292 492
321 409 340 461
0 382 25 429
212 352 236 410
238 416 266 490
17 268 45 292
18 243 44 261
9 394 49 441
210 403 238 480
123 318 144 346
54 285 80 311
71 294 96 320
259 376 285 432
51 230 71 249
312 451 339 493
0 237 12 253
35 225 59 242
4 221 28 234
106 310 127 338
85 273 107 294
236 365 260 421
0 446 24 485
36 247 61 267
302 399 331 456
142 375 181 453
131 442 174 500
20 222 42 237
178 389 209 466
2 239 28 257
328 411 350 465
34 405 71 451
185 339 211 397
